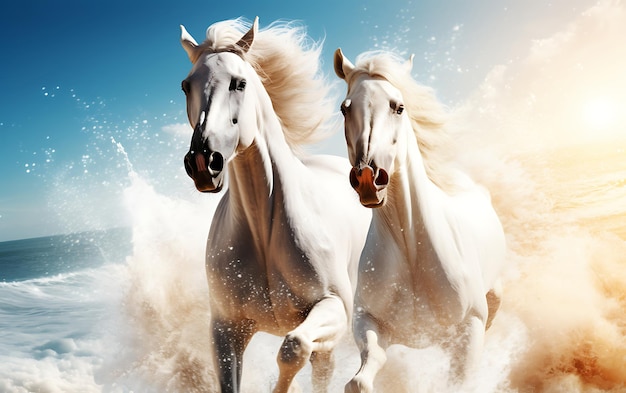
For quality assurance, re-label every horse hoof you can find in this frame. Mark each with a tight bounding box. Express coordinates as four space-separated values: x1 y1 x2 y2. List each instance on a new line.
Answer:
279 334 312 366
345 377 372 393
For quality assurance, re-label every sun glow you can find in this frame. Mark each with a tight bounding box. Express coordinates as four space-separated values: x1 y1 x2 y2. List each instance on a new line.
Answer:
582 97 618 131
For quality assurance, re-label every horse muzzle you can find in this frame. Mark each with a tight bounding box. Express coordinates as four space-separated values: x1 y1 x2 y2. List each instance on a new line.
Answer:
349 165 389 208
184 150 225 193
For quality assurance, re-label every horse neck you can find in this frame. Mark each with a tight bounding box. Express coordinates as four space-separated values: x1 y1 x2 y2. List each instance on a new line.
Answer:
377 125 444 257
227 90 300 231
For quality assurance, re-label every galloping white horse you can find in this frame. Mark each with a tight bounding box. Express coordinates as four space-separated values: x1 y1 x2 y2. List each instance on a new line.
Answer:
334 49 506 392
179 19 370 393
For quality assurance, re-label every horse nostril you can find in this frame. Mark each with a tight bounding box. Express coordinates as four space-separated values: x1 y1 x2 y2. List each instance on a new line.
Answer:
349 167 360 189
184 153 194 177
374 168 389 186
208 151 224 173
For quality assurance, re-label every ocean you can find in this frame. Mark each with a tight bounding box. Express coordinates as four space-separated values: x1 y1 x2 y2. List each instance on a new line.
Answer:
1 133 626 392
0 229 131 392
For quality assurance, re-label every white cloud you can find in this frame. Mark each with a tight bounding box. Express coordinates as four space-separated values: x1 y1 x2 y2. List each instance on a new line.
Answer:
446 3 626 390
453 0 626 152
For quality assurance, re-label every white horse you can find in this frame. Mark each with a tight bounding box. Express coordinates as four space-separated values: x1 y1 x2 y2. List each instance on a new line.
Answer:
179 18 371 393
334 49 506 392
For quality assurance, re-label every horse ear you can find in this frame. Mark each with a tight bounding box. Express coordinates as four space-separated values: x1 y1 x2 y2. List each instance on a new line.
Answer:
405 54 415 73
236 16 259 53
180 25 200 63
334 48 355 80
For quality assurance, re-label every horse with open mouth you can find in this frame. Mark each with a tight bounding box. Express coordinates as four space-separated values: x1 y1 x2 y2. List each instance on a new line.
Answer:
179 18 370 393
334 48 507 392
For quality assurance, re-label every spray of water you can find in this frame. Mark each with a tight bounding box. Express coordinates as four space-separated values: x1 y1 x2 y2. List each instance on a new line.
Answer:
35 3 626 391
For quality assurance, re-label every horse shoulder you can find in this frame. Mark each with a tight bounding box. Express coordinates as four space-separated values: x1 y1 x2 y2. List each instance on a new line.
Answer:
451 188 506 288
434 188 505 311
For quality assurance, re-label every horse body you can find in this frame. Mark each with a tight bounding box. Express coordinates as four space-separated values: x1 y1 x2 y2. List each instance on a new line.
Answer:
207 143 364 334
179 19 370 393
334 50 506 392
357 143 504 340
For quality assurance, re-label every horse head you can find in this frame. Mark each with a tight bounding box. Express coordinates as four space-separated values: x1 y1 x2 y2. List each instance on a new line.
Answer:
334 48 414 208
180 18 259 193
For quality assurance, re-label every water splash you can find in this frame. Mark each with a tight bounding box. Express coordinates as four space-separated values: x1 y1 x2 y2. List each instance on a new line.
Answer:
111 136 136 179
8 2 626 391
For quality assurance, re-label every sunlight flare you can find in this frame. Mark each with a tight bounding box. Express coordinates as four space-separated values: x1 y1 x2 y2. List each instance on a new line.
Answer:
582 97 618 131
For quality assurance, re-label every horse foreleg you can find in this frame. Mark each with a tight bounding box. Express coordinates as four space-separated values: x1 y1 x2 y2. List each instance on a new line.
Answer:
273 296 348 393
310 350 334 393
447 313 484 385
345 314 388 393
212 318 255 393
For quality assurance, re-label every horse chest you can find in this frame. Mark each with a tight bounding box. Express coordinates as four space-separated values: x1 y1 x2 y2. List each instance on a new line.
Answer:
263 243 327 324
357 232 467 333
206 245 274 320
206 226 328 332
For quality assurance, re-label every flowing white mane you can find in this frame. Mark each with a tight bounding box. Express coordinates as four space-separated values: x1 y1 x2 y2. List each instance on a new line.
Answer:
197 18 334 149
348 51 457 190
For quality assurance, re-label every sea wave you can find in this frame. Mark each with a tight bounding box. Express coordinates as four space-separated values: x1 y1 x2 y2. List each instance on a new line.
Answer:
0 262 130 393
2 146 625 392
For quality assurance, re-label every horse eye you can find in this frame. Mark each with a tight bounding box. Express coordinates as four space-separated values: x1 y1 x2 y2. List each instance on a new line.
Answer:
181 80 190 95
340 99 351 116
396 105 404 115
230 79 247 91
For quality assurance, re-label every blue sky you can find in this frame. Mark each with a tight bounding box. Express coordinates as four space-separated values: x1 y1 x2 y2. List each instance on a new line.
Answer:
0 0 612 241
